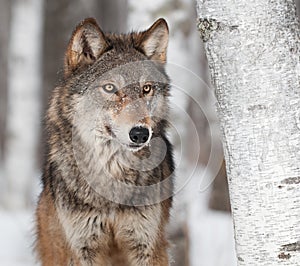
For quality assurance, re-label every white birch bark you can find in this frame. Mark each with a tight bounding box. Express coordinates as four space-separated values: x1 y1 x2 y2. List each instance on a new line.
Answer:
4 0 44 209
196 0 300 265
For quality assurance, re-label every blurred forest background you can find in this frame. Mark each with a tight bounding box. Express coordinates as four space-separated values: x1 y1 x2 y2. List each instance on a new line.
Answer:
0 0 299 265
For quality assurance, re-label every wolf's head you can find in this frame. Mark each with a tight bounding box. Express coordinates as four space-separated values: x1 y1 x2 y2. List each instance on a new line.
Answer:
62 18 171 152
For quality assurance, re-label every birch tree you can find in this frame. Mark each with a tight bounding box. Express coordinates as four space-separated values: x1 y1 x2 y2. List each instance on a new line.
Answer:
0 0 10 161
4 0 44 209
0 0 10 199
196 0 300 265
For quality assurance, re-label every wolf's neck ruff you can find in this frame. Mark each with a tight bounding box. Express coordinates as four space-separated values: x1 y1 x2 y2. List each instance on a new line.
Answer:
70 125 168 206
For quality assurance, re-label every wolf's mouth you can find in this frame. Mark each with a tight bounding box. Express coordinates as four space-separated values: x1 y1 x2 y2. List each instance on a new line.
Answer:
126 143 146 152
128 144 142 148
128 143 143 149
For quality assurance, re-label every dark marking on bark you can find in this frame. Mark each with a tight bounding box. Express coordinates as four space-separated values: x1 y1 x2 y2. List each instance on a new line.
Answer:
197 18 220 42
281 177 300 185
280 241 300 252
278 241 300 260
237 256 244 262
248 104 267 112
278 252 291 260
197 18 238 42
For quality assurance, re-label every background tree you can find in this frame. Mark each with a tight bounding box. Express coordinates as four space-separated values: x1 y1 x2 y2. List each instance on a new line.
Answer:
0 0 11 196
197 0 300 264
3 0 44 209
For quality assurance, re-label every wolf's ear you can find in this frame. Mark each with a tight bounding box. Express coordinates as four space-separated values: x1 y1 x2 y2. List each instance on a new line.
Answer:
139 18 169 64
64 18 108 77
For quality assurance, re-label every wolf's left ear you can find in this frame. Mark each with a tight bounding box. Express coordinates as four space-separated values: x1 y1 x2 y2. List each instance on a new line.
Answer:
139 18 169 64
64 18 108 77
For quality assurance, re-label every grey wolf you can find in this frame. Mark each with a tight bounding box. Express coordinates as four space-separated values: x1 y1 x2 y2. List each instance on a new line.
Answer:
35 17 174 266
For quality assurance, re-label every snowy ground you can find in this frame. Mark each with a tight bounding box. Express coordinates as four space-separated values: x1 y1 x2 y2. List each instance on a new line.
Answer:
172 165 237 266
0 210 37 266
188 199 237 266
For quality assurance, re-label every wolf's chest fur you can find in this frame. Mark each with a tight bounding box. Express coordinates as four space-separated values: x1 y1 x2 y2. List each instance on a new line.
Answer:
36 17 174 266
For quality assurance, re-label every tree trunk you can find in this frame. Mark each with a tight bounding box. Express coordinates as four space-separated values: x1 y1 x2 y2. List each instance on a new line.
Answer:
4 0 44 209
196 0 300 265
208 160 231 212
0 0 11 205
97 0 128 33
0 0 11 161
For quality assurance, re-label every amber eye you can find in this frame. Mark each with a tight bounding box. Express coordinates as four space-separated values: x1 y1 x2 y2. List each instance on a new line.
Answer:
103 83 117 93
143 84 152 94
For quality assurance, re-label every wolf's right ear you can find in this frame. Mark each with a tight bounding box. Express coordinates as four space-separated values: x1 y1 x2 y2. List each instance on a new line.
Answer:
64 18 108 77
139 18 169 64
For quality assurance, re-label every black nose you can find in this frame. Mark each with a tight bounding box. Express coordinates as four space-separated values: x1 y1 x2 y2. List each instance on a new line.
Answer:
129 127 150 144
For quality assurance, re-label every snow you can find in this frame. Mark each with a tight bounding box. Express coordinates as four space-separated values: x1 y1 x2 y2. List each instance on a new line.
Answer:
172 166 237 266
0 210 37 266
189 209 236 266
